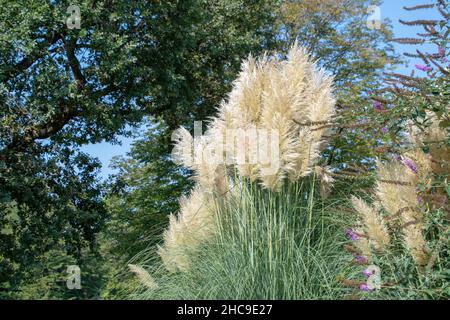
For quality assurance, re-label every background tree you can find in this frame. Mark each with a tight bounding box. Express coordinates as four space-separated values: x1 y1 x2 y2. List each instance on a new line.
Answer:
0 0 279 298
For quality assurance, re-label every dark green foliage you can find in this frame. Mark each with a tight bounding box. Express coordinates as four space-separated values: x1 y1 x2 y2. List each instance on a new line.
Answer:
0 146 106 298
99 122 194 298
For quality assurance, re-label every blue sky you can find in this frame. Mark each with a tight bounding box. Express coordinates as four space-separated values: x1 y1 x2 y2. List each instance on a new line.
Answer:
81 0 442 180
382 0 441 71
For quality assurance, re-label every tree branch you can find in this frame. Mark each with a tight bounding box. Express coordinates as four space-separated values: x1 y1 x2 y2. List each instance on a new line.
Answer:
64 38 87 88
0 31 62 82
5 101 78 151
2 36 89 151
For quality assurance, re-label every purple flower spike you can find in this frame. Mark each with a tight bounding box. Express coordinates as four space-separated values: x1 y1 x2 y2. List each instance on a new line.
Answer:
373 101 383 111
355 255 367 264
381 127 389 134
402 158 418 174
434 47 447 63
363 269 373 278
415 64 433 72
346 228 360 241
360 284 370 292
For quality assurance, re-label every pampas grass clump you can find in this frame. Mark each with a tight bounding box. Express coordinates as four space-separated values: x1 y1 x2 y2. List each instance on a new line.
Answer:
158 44 336 272
132 180 353 300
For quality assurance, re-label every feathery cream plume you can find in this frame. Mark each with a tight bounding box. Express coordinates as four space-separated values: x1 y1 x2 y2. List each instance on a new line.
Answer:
408 113 449 175
157 186 216 272
375 160 419 220
172 127 194 168
354 237 373 260
402 149 432 188
128 264 158 290
422 121 449 176
401 210 429 266
226 54 274 126
194 136 229 195
315 166 334 198
351 196 390 251
173 127 229 195
374 160 429 265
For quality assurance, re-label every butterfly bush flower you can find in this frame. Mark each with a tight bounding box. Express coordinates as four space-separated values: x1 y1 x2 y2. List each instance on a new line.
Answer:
381 127 389 134
402 158 418 174
359 284 370 292
438 45 447 62
415 64 432 72
433 49 447 62
355 255 367 264
346 228 359 241
373 101 383 111
363 269 374 278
